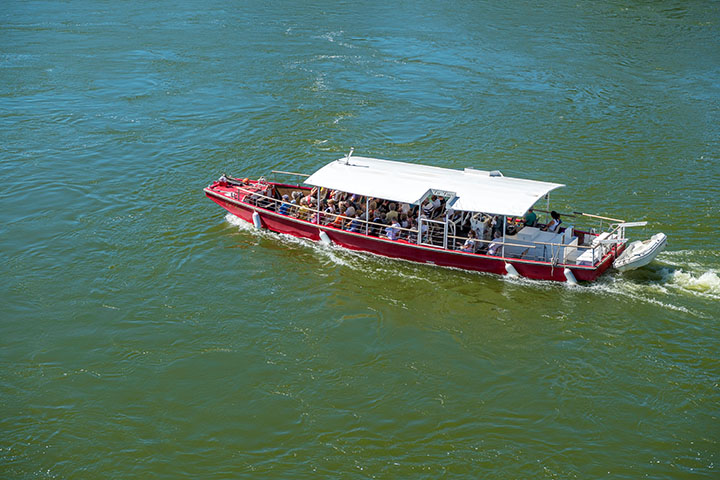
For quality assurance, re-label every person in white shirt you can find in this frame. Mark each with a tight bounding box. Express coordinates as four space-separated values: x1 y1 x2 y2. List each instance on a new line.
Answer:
461 230 477 253
543 210 562 233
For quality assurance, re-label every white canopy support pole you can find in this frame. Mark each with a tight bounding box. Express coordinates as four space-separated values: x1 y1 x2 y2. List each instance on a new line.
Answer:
365 197 369 235
316 188 321 224
417 208 422 245
502 215 506 258
443 212 449 249
545 194 550 223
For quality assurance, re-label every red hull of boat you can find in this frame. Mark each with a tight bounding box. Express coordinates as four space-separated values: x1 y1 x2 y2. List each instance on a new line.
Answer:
205 188 620 283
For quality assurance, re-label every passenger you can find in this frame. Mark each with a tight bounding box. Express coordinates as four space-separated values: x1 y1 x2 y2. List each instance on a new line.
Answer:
331 212 344 229
347 213 363 233
385 203 399 223
297 203 311 221
432 198 447 219
422 195 440 217
385 218 402 240
523 207 537 227
321 201 335 225
377 199 389 215
371 210 385 236
505 217 518 236
482 215 493 240
460 230 477 253
278 195 291 215
490 215 502 238
302 189 315 206
306 197 317 219
407 218 418 243
543 210 562 233
288 198 299 217
400 203 411 215
487 231 503 256
469 213 484 239
418 214 429 242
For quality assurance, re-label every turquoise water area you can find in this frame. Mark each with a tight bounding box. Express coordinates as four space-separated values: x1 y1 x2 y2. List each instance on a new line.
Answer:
2 1 718 478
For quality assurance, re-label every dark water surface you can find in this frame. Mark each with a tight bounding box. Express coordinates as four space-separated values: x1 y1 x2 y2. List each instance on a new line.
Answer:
2 1 719 478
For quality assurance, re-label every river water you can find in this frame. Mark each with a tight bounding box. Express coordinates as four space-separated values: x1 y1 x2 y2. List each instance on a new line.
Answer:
2 1 718 478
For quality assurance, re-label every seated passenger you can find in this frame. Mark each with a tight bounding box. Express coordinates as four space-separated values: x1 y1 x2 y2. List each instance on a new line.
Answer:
418 215 429 242
278 195 291 215
377 199 389 215
385 203 399 223
347 213 364 233
505 217 519 236
330 213 344 229
385 218 402 240
302 191 315 206
407 218 418 243
542 210 562 233
487 231 503 256
460 230 477 253
523 207 537 227
432 198 447 220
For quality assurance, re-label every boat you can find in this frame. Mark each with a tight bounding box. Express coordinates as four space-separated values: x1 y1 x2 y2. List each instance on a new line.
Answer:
204 151 664 283
613 232 667 272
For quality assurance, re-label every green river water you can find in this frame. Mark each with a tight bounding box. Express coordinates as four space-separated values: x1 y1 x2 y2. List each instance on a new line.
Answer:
2 1 719 478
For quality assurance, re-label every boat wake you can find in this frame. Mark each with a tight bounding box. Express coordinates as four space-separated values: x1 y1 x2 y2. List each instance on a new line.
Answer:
225 215 717 315
663 268 720 298
588 250 719 318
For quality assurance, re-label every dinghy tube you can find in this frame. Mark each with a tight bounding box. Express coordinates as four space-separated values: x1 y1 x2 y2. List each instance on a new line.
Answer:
563 268 578 285
505 263 519 277
252 211 262 229
319 231 332 245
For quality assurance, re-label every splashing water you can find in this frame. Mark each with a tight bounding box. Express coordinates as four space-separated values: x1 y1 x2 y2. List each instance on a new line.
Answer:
667 269 720 298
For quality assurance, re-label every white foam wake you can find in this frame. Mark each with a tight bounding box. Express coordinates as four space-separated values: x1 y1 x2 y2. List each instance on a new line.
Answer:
666 269 720 298
224 213 253 230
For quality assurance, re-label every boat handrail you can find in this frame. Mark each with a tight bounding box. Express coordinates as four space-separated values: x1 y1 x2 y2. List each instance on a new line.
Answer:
270 170 310 178
445 234 537 250
532 208 577 218
572 211 625 223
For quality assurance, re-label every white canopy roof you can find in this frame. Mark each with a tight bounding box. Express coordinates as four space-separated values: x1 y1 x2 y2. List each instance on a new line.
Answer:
304 156 564 217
